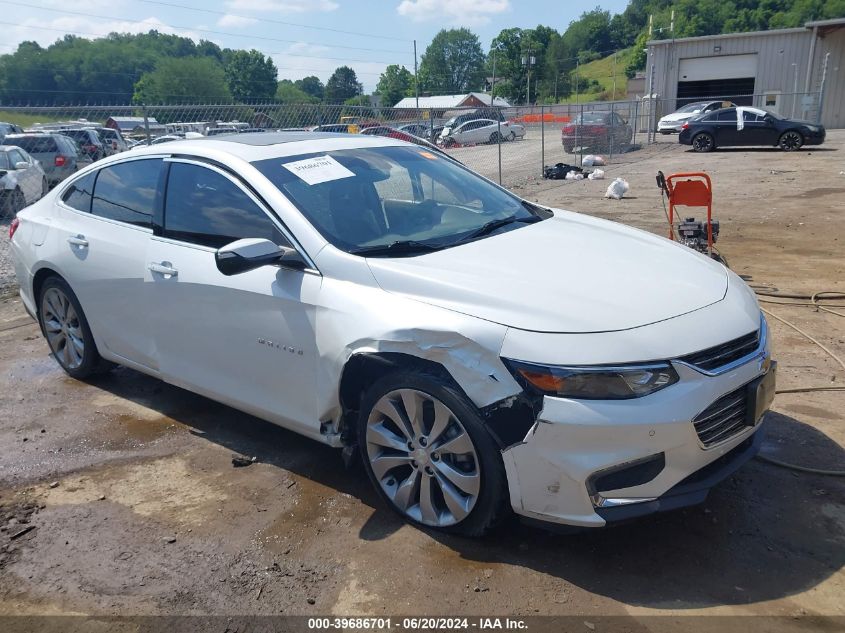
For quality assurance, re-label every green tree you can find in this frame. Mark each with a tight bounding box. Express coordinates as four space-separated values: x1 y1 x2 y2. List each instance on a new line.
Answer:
294 76 325 101
276 79 317 103
224 49 278 101
132 57 230 104
376 65 414 107
325 66 362 103
419 28 486 94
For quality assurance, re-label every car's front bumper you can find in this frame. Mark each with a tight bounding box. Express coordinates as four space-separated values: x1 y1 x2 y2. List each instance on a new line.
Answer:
658 120 686 133
501 325 773 528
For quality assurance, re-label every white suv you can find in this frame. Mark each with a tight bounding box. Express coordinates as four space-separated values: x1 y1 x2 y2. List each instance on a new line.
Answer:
9 132 775 535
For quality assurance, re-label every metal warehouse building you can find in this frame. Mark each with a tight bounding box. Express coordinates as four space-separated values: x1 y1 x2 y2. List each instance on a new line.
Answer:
646 18 844 128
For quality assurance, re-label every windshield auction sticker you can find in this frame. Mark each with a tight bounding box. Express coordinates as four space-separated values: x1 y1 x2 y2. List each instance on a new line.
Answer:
282 155 355 186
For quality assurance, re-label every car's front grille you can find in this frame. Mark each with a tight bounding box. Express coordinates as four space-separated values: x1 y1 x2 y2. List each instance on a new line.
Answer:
693 385 750 447
679 330 759 372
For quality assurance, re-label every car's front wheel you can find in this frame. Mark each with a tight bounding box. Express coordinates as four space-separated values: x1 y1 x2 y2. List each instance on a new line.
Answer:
692 132 715 152
778 130 803 151
358 371 508 536
38 276 111 379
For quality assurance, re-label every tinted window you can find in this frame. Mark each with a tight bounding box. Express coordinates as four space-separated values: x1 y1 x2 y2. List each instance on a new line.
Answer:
8 149 26 165
742 110 763 122
5 136 58 153
91 159 161 227
164 162 288 249
716 110 737 122
0 152 9 170
62 172 96 212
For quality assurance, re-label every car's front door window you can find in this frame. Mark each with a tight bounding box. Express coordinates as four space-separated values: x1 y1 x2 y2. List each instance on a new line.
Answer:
163 162 290 249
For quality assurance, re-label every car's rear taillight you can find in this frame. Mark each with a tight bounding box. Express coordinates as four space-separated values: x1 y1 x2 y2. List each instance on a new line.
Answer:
562 126 574 134
9 217 20 240
681 122 690 130
55 155 66 167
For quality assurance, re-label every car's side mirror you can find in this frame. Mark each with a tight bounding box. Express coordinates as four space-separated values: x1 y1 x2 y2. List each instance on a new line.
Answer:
215 237 307 276
14 161 29 170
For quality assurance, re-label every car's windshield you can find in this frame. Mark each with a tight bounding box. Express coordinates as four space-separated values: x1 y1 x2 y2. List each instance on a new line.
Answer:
677 102 706 114
252 145 547 256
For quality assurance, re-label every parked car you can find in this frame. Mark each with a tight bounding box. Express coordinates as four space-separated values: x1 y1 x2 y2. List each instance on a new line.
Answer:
1 145 47 218
2 133 83 186
679 106 826 152
92 127 128 154
657 100 736 134
10 133 775 535
439 119 524 146
360 126 420 142
239 128 268 134
206 127 240 136
56 128 106 162
442 108 505 132
0 121 24 141
397 123 430 138
561 111 633 152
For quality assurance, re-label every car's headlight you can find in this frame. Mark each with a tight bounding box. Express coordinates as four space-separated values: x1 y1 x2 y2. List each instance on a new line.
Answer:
504 360 679 399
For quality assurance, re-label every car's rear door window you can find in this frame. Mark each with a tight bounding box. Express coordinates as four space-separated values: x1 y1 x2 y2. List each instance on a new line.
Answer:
716 110 737 122
91 159 162 227
163 162 288 249
62 172 96 212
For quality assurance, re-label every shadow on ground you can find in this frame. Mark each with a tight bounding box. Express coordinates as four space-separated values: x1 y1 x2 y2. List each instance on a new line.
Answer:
89 368 844 609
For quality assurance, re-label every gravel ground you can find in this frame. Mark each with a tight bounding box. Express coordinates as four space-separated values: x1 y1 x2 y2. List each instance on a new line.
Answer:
0 218 14 298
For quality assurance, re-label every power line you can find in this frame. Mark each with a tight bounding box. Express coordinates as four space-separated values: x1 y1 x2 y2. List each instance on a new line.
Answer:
137 0 409 42
0 1 413 55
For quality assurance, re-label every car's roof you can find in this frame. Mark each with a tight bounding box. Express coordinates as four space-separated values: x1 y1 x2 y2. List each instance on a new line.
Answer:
118 131 405 162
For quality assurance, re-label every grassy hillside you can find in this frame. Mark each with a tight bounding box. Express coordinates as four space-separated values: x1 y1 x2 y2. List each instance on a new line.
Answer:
0 110 69 128
560 47 634 104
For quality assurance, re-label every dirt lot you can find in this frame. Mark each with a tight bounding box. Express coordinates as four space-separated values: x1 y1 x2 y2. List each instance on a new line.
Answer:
0 132 843 622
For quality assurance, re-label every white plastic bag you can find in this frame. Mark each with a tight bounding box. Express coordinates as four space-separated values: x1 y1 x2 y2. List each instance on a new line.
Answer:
582 154 606 167
604 177 629 199
588 169 605 180
574 173 584 180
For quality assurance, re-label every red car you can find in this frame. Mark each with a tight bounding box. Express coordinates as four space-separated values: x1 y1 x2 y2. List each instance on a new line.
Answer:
561 111 632 153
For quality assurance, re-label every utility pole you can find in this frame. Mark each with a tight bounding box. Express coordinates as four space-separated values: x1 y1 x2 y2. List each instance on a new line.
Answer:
612 50 617 100
413 39 419 111
522 50 535 105
574 59 580 105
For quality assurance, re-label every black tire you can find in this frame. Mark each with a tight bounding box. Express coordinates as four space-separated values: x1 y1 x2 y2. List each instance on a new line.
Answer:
489 132 501 144
37 276 112 379
692 132 715 153
778 130 803 151
357 371 509 537
508 131 516 141
563 144 574 153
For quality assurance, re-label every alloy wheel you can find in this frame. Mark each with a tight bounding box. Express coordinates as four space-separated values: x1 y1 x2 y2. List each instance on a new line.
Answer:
779 131 802 151
41 287 85 370
365 388 481 527
692 133 714 152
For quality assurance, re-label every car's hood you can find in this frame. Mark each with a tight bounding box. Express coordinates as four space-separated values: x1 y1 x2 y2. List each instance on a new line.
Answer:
366 212 729 333
660 111 698 123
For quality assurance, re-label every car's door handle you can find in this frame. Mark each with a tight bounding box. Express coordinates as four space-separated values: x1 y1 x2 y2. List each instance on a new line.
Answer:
67 235 88 248
148 262 178 277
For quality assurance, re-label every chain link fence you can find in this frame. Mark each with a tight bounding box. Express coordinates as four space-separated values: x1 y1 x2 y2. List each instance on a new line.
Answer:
0 90 827 193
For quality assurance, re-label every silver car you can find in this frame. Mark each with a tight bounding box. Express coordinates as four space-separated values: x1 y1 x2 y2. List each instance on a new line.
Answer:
2 133 83 186
0 145 47 218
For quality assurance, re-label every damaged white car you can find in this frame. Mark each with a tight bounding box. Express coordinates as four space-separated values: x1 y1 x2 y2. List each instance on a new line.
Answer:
10 133 775 535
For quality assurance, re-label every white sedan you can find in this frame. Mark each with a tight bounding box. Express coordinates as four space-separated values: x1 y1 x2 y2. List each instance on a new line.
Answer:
10 133 774 535
1 145 48 218
439 119 526 146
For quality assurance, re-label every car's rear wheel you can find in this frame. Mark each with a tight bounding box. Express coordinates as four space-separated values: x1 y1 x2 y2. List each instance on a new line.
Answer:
489 132 501 144
778 130 803 151
508 131 516 141
38 277 111 379
1 188 25 221
358 372 508 536
563 144 574 153
692 132 715 152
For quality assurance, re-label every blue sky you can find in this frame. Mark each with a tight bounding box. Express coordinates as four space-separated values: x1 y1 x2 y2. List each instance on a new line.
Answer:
3 0 630 91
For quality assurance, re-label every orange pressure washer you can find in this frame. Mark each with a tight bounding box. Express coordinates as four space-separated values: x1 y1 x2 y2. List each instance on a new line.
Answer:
656 171 720 261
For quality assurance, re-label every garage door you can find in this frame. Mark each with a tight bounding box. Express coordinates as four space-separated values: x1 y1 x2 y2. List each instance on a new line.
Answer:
677 54 757 106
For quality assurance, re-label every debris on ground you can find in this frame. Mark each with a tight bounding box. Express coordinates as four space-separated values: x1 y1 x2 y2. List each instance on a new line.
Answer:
232 454 257 468
588 169 605 180
604 177 630 199
582 155 606 167
543 163 582 180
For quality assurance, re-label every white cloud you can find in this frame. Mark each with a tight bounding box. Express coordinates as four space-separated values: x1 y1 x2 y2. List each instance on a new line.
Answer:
397 0 509 25
216 14 259 28
225 0 339 13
